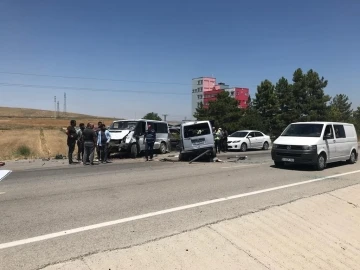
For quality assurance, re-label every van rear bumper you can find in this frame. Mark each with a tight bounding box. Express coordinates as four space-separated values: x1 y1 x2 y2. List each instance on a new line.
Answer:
181 147 215 156
271 149 318 164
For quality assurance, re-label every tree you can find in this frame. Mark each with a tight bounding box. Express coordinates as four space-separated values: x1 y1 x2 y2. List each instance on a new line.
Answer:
253 80 280 135
275 77 296 129
143 112 162 121
194 91 243 132
353 107 360 134
329 94 353 122
292 68 330 121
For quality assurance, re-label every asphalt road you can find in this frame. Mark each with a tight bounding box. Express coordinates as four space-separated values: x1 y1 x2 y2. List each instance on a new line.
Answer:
1 152 360 270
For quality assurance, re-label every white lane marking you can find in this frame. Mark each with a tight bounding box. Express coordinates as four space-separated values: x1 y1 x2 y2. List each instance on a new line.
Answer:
1 169 360 250
0 192 5 195
0 170 12 181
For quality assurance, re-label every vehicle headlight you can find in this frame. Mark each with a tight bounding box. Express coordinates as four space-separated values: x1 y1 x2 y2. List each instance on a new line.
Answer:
302 145 317 150
233 140 240 143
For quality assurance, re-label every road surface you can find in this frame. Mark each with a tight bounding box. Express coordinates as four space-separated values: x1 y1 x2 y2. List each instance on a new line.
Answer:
1 152 360 270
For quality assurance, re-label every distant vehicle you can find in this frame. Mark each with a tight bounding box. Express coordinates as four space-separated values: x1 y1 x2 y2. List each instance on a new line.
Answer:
108 119 169 158
272 122 358 170
227 130 271 152
169 127 180 150
178 120 216 161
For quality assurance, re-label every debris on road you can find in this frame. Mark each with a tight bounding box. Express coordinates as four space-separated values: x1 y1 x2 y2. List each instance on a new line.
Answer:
160 158 177 162
0 162 5 167
189 150 211 164
212 157 224 163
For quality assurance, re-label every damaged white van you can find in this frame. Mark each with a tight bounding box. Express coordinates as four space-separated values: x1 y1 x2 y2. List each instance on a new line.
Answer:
272 122 358 170
108 119 169 158
178 120 216 161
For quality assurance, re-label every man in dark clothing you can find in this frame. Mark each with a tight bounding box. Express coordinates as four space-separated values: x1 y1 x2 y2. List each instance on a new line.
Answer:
77 123 85 162
66 120 77 164
82 123 97 165
222 129 228 152
95 121 102 161
144 124 156 161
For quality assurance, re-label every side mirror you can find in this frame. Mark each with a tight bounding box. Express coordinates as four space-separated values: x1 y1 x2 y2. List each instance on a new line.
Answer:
247 135 252 138
324 134 331 140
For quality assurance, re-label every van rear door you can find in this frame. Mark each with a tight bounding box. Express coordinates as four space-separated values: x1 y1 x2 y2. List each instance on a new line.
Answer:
182 122 212 152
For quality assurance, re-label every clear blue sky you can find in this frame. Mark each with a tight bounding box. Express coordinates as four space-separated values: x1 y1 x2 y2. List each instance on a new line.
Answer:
0 0 359 120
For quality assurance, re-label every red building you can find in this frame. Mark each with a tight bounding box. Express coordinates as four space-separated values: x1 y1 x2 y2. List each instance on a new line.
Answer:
203 87 249 109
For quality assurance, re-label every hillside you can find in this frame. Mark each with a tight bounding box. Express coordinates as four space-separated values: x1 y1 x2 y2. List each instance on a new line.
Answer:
0 106 104 118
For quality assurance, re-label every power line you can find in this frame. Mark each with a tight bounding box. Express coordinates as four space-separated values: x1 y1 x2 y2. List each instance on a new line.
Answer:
0 71 191 86
0 82 188 96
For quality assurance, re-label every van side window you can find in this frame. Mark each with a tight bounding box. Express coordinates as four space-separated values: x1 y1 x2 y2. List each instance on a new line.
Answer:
156 123 168 133
334 125 346 138
135 121 146 135
324 125 334 139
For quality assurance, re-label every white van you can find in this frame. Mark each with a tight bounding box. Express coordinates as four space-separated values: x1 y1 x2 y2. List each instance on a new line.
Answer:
108 119 169 158
272 122 358 170
178 120 216 161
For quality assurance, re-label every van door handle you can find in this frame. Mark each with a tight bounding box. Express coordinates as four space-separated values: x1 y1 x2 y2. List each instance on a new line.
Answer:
333 140 336 143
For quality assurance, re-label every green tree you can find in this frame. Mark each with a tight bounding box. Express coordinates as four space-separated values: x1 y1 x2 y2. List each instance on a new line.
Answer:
275 77 295 129
292 68 330 121
194 91 242 132
353 107 360 134
143 112 162 121
253 80 280 135
329 94 353 122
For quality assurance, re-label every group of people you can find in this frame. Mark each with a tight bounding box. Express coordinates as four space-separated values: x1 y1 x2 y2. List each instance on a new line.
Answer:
66 120 111 165
214 127 228 153
66 120 157 165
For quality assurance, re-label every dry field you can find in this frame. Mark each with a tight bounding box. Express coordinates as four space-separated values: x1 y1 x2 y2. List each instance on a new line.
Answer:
0 107 117 160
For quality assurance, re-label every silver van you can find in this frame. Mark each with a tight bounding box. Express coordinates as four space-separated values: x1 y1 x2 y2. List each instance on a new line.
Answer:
178 120 216 161
108 119 169 158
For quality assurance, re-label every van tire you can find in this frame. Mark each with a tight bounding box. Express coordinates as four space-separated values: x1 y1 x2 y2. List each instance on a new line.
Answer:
179 152 187 162
347 150 357 164
159 142 167 154
130 144 138 159
240 143 247 152
315 153 326 171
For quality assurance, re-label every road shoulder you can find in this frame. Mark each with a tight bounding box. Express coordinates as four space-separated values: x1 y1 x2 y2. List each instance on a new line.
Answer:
41 184 360 270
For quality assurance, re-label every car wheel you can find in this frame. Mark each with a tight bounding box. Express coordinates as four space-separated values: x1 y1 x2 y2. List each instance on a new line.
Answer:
315 153 326 171
347 150 357 164
159 142 167 154
274 161 284 168
263 142 269 150
130 144 138 159
240 143 247 152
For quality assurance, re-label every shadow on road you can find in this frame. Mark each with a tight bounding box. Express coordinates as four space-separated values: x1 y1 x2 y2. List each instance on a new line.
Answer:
270 161 354 171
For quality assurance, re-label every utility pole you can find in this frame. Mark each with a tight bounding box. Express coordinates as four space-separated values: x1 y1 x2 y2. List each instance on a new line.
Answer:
163 114 168 121
63 92 67 116
57 101 60 118
54 96 57 118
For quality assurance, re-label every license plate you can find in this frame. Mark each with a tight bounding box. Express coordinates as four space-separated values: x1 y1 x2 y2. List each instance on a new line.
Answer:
282 158 294 162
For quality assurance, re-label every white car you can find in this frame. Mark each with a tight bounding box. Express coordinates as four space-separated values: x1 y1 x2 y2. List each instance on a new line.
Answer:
227 130 271 152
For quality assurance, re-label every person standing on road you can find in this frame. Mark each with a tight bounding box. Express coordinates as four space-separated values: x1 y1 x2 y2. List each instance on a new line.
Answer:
77 123 85 162
144 124 156 161
95 121 102 161
97 124 111 163
222 128 228 152
82 123 97 165
215 128 222 154
66 120 78 164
